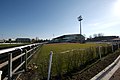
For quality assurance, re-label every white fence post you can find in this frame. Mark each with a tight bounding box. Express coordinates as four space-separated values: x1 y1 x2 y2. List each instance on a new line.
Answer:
20 49 23 70
25 49 27 71
112 44 114 52
8 53 12 80
118 43 119 49
47 51 53 80
0 71 2 80
99 46 102 60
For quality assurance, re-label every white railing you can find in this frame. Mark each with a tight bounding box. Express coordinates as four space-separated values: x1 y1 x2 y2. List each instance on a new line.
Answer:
0 43 43 80
0 71 2 80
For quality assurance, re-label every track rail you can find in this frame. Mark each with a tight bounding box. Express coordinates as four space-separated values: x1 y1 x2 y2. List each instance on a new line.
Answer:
91 52 120 80
0 43 43 80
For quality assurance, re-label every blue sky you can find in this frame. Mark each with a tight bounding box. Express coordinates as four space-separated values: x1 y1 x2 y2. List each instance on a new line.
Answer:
0 0 120 39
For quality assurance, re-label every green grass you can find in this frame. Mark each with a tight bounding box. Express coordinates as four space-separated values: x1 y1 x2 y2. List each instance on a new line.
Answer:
31 43 112 79
35 43 108 54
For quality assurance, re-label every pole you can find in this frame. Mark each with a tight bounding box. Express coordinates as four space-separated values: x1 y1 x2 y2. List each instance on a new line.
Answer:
80 21 81 35
19 49 23 70
80 21 82 43
47 51 53 80
118 43 119 49
24 49 27 71
8 53 12 80
0 71 2 80
112 44 114 52
99 46 102 60
78 15 83 43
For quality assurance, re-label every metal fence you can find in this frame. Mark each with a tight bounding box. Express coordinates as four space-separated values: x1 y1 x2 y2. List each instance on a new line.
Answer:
0 43 43 80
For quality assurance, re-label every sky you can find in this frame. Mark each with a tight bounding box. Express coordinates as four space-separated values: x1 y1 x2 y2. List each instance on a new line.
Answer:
0 0 120 40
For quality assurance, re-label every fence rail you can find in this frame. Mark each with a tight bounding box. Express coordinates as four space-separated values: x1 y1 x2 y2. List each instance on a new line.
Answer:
0 43 43 80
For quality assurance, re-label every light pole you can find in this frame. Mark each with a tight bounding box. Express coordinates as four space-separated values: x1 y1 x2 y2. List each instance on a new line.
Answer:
78 15 83 43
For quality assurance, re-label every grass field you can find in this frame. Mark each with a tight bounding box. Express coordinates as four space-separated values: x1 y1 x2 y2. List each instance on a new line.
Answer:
30 43 112 79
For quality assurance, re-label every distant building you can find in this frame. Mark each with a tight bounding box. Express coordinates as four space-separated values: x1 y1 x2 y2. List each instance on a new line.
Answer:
112 38 120 42
16 38 31 43
0 40 5 43
51 34 85 43
86 36 119 42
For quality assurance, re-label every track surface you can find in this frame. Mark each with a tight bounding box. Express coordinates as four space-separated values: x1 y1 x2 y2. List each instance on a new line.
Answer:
110 67 120 80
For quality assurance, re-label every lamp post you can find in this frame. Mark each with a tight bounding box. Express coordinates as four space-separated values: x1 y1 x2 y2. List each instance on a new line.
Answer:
78 15 83 43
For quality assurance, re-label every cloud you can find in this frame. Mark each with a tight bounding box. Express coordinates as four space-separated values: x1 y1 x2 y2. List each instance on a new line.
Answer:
88 19 120 30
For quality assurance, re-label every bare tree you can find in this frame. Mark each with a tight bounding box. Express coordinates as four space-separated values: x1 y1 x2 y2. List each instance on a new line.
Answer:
89 35 92 39
98 33 104 37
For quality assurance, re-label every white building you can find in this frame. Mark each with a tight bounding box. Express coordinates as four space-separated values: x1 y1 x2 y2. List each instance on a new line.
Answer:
51 34 85 43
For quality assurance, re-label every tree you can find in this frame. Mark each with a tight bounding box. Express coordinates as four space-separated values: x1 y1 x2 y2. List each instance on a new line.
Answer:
89 35 92 39
8 38 12 43
36 37 39 41
93 34 97 38
32 38 36 43
98 33 104 37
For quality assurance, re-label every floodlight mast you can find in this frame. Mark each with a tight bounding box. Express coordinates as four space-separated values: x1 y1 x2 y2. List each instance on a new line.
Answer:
78 15 83 43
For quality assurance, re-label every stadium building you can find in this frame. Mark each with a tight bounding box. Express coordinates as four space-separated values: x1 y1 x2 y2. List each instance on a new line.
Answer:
51 34 85 43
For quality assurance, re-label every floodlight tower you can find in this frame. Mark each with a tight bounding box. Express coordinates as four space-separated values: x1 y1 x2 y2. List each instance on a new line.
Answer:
78 15 83 43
